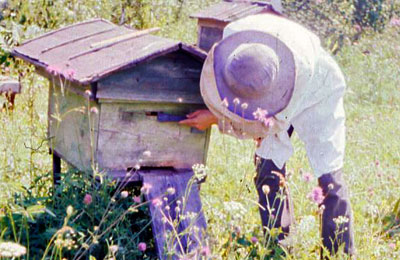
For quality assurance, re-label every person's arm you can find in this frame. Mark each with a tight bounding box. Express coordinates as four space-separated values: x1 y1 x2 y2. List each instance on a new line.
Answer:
179 109 218 131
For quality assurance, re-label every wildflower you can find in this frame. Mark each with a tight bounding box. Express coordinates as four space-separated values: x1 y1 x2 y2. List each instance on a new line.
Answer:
63 68 76 80
221 97 229 107
262 185 270 195
389 243 396 249
140 183 152 195
200 246 210 256
90 107 99 114
166 187 176 195
253 108 268 121
138 242 147 252
234 226 241 235
251 236 258 243
307 187 324 204
390 17 400 27
375 160 380 167
134 164 141 170
233 97 240 105
0 242 27 258
333 216 349 225
328 183 334 190
84 89 92 97
143 150 151 157
46 65 61 75
302 172 313 182
133 196 141 203
83 194 92 205
152 198 162 207
66 205 74 216
109 245 119 254
241 103 248 110
121 191 129 198
165 205 170 211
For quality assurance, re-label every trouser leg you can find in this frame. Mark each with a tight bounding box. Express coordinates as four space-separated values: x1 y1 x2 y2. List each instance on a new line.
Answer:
254 158 294 240
318 169 355 257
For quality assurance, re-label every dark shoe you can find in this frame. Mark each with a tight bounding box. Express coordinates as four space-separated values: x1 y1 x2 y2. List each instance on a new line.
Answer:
254 158 294 240
318 169 355 257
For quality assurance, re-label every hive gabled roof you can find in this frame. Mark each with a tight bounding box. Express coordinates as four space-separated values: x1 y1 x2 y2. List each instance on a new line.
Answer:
190 0 271 23
12 19 206 84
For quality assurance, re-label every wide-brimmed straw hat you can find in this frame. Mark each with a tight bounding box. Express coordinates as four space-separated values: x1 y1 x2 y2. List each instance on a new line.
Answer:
200 30 296 138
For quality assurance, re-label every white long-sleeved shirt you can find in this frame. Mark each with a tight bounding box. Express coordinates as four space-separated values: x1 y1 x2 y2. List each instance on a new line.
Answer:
222 14 346 177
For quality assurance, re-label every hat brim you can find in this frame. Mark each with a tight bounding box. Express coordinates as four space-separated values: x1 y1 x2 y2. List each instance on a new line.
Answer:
200 45 288 139
212 30 296 120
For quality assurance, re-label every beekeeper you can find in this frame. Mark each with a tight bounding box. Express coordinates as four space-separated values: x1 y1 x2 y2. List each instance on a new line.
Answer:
180 6 355 258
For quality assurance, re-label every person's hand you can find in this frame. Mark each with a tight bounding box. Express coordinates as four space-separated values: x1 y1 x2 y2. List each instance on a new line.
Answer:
179 109 218 131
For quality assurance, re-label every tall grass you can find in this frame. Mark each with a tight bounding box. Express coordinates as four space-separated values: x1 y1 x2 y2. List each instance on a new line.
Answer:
1 0 400 259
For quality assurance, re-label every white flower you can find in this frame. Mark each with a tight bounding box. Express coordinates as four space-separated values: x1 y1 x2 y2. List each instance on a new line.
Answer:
262 185 270 195
0 242 27 258
233 98 240 105
241 103 248 110
166 187 176 195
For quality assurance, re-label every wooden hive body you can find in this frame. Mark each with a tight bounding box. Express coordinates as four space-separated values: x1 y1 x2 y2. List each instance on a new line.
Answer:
191 0 273 51
13 19 210 179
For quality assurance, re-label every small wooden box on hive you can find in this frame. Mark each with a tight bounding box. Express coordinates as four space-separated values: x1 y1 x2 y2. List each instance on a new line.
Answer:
12 19 210 180
190 0 273 52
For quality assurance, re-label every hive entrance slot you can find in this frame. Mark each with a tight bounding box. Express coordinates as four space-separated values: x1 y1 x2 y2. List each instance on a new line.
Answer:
145 111 159 117
127 166 177 173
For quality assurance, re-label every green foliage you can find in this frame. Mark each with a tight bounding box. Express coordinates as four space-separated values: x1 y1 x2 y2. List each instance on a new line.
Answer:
1 169 156 260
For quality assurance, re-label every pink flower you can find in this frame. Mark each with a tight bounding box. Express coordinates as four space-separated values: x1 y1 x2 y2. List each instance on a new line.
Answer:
375 160 380 167
46 65 61 75
138 242 147 252
140 183 152 195
200 246 210 256
307 187 324 204
302 172 313 182
390 17 400 27
83 194 92 205
133 196 141 203
389 242 396 249
152 198 162 207
315 0 323 3
253 108 274 127
251 236 258 243
253 108 268 121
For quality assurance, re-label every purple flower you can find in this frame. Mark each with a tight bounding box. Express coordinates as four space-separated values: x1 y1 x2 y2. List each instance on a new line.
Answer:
302 172 313 183
251 236 258 243
307 187 324 204
133 196 141 203
83 194 92 205
138 242 146 252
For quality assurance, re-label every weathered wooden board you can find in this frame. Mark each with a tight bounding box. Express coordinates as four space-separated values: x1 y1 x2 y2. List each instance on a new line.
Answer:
48 82 99 172
96 102 209 171
0 77 21 94
97 52 204 104
140 169 207 259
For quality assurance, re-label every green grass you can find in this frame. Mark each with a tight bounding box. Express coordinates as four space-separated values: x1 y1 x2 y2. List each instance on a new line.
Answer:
1 1 400 259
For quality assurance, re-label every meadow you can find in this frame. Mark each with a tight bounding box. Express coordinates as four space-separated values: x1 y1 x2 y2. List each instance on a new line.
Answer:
1 0 400 259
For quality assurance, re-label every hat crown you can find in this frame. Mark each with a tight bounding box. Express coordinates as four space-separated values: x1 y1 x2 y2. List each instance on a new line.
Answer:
223 43 280 99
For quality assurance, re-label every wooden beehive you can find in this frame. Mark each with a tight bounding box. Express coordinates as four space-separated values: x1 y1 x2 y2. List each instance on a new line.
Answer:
190 0 274 51
12 19 210 180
